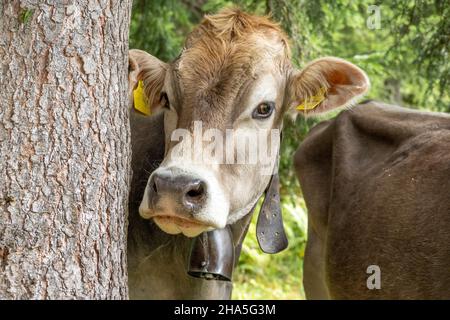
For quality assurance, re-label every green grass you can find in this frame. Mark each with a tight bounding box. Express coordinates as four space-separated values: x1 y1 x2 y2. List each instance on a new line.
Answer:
232 197 308 300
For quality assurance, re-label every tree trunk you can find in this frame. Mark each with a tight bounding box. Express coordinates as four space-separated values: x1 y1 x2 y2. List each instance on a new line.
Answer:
0 0 132 299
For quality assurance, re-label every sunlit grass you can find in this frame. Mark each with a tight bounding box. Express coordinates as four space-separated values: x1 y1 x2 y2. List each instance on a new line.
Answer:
232 198 308 300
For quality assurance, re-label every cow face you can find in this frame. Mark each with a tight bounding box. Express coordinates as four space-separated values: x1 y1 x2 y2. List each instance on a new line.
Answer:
130 9 369 237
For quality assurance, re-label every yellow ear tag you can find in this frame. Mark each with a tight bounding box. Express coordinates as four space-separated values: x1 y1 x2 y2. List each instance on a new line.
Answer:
296 87 327 111
133 80 151 116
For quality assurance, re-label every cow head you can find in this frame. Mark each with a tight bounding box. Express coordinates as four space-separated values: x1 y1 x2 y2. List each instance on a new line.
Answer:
129 9 369 237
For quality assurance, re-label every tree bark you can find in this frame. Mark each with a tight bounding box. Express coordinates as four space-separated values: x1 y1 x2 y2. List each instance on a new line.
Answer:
0 0 132 299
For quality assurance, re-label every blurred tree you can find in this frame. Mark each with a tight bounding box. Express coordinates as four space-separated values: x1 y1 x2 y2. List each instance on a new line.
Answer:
130 0 194 61
389 0 449 111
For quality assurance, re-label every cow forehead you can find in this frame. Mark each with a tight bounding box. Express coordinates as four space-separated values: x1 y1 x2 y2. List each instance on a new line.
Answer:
169 35 288 128
166 9 291 128
176 33 287 92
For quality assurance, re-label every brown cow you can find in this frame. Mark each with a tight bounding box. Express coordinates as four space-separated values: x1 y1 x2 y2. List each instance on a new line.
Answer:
127 8 369 299
296 100 450 299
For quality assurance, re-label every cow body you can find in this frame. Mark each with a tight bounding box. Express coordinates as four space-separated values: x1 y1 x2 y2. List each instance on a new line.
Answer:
296 101 450 299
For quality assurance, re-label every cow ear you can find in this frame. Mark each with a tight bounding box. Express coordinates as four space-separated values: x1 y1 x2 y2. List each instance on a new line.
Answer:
128 52 140 100
128 49 168 112
288 57 369 114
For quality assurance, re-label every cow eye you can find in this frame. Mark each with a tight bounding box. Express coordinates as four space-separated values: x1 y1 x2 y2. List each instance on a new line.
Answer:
160 92 170 109
252 102 274 119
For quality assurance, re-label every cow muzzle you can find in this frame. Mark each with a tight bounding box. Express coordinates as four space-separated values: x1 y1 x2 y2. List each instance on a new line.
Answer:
149 172 207 214
139 166 228 237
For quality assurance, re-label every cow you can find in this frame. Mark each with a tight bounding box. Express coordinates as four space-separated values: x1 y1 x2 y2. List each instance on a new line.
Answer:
297 100 450 299
127 8 369 299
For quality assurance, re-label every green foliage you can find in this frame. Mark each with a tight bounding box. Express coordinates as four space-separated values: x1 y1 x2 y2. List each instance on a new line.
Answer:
130 0 193 61
129 0 449 299
388 0 449 111
232 197 307 299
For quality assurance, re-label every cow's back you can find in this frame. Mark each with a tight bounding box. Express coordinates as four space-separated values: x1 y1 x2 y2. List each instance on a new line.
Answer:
295 101 450 299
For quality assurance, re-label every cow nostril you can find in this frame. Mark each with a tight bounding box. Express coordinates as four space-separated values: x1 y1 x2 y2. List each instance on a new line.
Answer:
148 176 160 208
184 181 206 210
186 184 205 199
150 172 207 213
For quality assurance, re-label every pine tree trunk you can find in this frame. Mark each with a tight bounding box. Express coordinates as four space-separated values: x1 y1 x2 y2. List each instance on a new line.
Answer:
0 1 132 299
